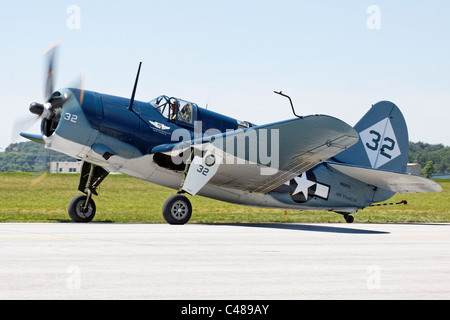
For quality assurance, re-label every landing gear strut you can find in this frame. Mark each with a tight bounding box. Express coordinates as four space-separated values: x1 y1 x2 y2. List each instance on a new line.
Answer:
68 162 109 223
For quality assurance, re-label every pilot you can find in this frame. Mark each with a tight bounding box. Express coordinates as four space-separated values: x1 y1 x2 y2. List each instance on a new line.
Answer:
169 100 177 121
180 104 192 123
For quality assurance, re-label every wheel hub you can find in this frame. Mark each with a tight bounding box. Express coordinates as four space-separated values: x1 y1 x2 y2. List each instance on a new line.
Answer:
77 200 93 218
172 201 187 220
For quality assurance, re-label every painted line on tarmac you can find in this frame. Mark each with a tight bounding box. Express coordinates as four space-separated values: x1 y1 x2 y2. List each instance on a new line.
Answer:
0 236 79 239
398 235 450 238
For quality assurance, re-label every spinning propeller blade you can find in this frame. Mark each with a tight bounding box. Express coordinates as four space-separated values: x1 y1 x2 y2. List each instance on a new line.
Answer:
44 42 59 101
10 42 85 184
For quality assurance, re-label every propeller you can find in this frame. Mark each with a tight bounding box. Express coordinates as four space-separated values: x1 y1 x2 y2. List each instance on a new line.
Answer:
10 42 63 144
19 43 87 142
28 42 65 121
9 42 82 184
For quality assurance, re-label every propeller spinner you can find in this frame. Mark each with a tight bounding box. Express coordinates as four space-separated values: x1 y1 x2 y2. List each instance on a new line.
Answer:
29 102 52 119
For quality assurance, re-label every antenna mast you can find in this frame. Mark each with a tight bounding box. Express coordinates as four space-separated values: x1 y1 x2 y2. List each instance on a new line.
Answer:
128 62 142 111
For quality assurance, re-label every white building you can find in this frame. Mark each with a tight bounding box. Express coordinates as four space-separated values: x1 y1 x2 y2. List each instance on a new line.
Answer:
50 161 82 174
407 163 422 176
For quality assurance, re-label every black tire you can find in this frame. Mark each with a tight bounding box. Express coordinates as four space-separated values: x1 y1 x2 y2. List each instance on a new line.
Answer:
68 194 96 223
162 194 192 225
344 214 354 224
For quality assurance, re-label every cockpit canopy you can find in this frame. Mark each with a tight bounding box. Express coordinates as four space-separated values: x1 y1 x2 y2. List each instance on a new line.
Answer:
150 95 196 126
149 95 256 132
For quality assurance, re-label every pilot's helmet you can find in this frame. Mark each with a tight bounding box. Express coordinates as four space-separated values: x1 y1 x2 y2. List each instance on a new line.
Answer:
181 104 191 113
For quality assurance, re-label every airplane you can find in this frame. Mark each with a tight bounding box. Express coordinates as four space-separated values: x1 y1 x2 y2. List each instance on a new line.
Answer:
20 45 442 224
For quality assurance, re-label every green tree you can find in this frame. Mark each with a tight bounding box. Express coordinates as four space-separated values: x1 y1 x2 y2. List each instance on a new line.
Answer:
422 161 435 178
0 141 76 172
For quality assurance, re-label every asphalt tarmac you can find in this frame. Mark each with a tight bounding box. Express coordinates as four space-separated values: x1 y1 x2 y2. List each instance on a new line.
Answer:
0 223 449 300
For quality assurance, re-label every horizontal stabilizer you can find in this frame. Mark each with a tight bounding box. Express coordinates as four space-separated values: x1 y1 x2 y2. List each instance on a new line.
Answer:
20 133 44 144
328 162 442 194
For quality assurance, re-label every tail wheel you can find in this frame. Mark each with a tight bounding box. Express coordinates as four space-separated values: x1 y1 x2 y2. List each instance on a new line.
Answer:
162 194 192 225
344 214 354 224
68 194 96 223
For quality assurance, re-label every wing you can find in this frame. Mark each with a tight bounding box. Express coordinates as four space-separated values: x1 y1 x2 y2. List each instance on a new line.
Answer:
328 162 442 193
154 115 359 195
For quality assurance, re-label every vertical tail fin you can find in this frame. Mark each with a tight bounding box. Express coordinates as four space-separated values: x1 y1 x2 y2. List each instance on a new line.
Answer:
333 101 409 173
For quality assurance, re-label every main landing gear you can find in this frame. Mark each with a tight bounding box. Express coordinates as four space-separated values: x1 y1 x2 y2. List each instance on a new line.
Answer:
161 147 197 225
68 162 108 223
161 149 194 225
68 194 97 223
67 161 193 224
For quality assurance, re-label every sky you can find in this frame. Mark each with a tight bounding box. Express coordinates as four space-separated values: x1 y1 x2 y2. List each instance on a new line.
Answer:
1 0 450 151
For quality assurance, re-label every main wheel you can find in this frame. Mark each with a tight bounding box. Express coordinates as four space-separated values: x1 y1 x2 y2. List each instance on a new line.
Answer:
68 194 96 223
162 194 192 225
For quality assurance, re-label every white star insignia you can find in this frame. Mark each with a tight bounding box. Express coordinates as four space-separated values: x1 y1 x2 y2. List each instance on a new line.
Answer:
292 173 316 197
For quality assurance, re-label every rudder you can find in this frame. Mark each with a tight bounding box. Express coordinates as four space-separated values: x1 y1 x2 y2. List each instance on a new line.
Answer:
333 101 409 173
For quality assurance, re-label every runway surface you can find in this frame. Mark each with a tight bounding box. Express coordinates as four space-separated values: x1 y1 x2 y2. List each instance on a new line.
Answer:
0 222 449 300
